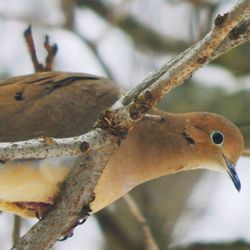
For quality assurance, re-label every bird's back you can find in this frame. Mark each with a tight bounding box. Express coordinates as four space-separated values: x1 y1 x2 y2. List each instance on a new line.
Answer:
0 71 122 141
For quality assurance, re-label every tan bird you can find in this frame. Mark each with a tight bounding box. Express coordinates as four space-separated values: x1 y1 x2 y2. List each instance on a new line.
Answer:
0 71 244 218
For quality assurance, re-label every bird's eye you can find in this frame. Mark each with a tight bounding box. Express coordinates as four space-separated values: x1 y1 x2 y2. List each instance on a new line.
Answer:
210 131 224 146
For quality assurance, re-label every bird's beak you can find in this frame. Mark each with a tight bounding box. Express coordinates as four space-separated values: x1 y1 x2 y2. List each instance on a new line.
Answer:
223 155 241 192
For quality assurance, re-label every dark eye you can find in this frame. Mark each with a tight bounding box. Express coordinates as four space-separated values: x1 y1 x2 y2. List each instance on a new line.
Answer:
211 131 224 146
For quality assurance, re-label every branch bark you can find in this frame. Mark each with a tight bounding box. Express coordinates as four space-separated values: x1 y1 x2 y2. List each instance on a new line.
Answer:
123 195 159 250
0 129 112 161
12 216 21 244
60 0 76 29
173 241 250 250
122 19 250 105
9 1 250 249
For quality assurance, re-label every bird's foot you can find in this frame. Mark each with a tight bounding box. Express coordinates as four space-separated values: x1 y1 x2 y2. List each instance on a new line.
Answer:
15 201 51 219
58 204 92 241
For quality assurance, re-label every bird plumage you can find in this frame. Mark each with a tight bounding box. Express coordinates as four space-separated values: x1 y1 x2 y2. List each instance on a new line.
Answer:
0 72 244 217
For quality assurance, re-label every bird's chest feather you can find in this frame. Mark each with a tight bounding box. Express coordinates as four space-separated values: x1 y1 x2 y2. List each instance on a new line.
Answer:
0 159 71 203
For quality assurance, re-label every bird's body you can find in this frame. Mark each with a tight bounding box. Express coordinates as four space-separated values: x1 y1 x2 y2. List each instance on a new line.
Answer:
0 72 244 218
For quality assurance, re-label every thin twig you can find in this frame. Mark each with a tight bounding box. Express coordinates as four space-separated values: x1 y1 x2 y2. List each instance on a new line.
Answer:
12 216 22 244
60 0 116 80
74 32 115 80
60 0 76 29
43 35 58 71
24 26 58 72
242 148 250 157
123 195 159 250
24 26 44 72
10 1 250 249
236 119 250 127
3 7 249 164
96 209 142 249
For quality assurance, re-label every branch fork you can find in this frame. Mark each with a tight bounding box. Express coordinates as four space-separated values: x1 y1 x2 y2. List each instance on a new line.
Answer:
7 1 250 249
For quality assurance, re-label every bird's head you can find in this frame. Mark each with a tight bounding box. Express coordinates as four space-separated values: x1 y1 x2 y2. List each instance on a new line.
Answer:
184 112 244 191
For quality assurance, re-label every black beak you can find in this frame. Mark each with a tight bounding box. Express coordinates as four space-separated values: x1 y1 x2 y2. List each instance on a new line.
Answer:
223 155 241 192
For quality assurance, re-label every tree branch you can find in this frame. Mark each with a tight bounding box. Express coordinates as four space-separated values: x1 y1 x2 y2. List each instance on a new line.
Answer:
242 148 250 157
173 241 250 250
122 17 250 105
60 0 76 30
10 1 250 249
12 149 114 249
0 129 112 162
123 195 159 250
12 216 22 244
24 26 58 72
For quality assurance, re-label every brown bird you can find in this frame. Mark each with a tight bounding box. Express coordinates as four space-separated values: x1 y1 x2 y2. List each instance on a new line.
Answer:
0 71 244 218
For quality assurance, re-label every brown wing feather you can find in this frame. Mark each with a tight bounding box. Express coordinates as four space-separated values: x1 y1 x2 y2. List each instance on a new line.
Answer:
0 71 122 141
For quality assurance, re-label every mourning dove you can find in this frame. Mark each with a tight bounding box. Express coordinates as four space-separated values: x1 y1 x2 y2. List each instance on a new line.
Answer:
0 71 244 218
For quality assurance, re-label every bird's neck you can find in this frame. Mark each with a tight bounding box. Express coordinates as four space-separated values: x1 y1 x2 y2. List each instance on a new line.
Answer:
93 111 190 212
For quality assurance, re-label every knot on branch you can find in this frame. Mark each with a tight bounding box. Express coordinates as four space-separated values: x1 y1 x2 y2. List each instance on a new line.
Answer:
229 23 247 40
197 56 208 64
59 204 93 241
129 90 154 120
79 141 90 152
39 136 57 146
95 110 129 142
214 13 228 27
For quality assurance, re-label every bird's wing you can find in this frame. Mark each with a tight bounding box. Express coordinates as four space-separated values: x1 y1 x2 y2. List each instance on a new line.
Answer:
0 71 122 141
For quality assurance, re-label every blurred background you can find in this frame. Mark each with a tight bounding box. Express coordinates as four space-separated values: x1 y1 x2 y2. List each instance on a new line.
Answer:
0 0 249 249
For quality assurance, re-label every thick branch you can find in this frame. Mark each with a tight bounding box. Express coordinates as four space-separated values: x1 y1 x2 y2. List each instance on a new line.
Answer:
3 10 250 164
123 14 250 105
0 129 113 161
11 1 250 249
12 149 114 249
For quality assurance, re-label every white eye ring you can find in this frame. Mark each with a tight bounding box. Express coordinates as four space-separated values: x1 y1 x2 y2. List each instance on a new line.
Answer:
210 131 224 146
